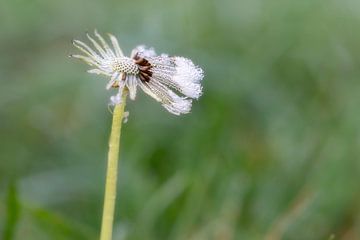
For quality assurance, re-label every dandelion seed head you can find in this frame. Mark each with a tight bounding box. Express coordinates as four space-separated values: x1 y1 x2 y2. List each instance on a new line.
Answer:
71 30 204 115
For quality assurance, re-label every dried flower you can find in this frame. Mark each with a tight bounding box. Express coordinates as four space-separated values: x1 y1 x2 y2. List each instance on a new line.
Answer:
70 30 204 115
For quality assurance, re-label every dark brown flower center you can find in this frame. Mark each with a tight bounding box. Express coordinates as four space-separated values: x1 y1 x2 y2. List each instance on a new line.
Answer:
133 53 153 82
111 53 153 88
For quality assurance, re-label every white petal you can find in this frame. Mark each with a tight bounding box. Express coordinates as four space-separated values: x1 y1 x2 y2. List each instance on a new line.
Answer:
163 91 192 115
144 80 192 115
72 40 102 62
147 56 203 99
108 33 124 57
174 80 202 99
173 57 204 83
152 70 202 99
70 54 101 68
151 71 182 92
87 69 111 76
86 32 110 59
138 81 162 102
166 57 204 99
131 45 157 58
94 30 115 58
125 75 139 100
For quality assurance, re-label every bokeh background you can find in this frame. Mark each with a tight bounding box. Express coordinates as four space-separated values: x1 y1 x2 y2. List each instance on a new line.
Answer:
1 0 360 239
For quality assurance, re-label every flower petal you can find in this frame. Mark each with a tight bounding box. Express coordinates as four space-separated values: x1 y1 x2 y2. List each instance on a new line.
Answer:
70 54 101 68
72 40 102 63
86 32 110 59
94 30 116 58
142 80 192 115
171 57 203 98
87 69 111 76
108 33 124 57
125 75 139 100
173 57 204 83
131 45 157 58
146 56 203 99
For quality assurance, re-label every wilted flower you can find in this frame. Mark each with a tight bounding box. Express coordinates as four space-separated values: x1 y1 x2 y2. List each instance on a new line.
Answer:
70 30 204 115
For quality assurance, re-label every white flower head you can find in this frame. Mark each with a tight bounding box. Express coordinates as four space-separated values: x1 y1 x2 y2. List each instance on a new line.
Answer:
70 30 204 115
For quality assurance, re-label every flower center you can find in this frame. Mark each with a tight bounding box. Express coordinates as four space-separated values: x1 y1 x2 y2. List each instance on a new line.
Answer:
133 54 153 82
112 57 139 75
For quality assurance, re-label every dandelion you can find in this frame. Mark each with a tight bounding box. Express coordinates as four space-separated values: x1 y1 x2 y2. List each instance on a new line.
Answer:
70 30 204 240
70 30 204 115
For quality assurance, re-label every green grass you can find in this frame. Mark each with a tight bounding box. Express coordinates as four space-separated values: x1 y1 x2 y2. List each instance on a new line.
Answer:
1 0 360 239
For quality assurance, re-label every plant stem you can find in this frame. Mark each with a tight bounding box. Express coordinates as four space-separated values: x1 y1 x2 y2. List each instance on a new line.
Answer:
100 92 127 240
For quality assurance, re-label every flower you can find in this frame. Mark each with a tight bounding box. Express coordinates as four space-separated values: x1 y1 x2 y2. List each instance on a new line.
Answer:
70 30 204 115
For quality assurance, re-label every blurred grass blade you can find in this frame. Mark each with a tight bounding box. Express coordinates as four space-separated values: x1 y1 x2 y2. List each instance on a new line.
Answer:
3 182 20 240
28 207 96 240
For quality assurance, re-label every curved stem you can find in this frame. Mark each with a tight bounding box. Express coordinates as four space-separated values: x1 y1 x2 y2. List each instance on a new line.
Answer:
100 92 127 240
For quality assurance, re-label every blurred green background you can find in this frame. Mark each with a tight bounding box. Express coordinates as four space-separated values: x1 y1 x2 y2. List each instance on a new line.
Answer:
1 0 360 239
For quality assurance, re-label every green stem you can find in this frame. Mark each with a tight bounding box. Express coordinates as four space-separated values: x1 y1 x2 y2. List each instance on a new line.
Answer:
100 92 127 240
